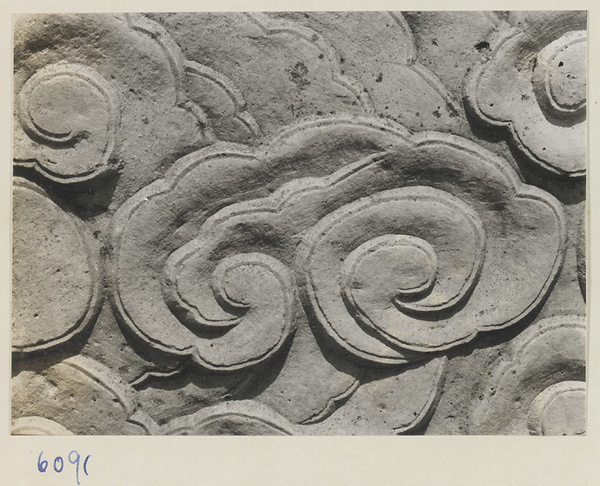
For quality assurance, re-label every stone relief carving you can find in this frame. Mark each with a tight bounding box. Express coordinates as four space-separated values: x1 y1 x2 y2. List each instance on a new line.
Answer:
465 11 586 177
15 62 120 183
12 177 102 355
12 355 154 435
12 11 587 436
470 315 586 435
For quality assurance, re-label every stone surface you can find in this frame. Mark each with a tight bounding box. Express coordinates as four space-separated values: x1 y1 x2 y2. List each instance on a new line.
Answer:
469 316 586 435
12 177 102 355
12 355 154 435
465 11 587 177
12 11 586 436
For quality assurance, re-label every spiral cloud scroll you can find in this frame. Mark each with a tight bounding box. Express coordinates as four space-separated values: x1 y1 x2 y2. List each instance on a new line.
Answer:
466 12 587 177
111 116 567 370
13 12 586 438
15 62 120 183
298 186 487 359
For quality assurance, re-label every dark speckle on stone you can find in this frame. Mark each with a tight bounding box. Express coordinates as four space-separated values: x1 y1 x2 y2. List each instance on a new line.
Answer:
10 10 586 439
286 61 310 89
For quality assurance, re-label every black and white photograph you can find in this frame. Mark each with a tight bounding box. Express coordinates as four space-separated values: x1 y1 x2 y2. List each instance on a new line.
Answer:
3 2 598 485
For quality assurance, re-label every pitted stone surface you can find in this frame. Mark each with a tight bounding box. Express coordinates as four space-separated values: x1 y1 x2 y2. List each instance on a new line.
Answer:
12 11 586 436
469 316 586 435
12 178 102 355
465 11 587 177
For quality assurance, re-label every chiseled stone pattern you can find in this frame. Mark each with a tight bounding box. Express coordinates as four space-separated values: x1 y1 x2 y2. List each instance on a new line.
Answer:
12 11 586 436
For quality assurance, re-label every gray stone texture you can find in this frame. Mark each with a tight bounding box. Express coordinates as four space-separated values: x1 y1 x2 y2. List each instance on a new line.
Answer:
12 11 586 435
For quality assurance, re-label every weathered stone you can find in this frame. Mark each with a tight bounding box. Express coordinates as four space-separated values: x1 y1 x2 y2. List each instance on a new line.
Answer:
12 177 102 355
14 14 213 206
12 11 586 436
11 355 155 435
11 416 75 436
576 205 586 299
133 364 259 426
465 11 586 177
302 357 446 435
469 316 586 435
160 401 296 435
251 315 364 425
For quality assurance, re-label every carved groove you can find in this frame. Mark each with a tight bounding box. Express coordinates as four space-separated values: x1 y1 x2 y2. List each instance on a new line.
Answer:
466 12 587 177
244 12 375 114
15 63 120 182
12 178 102 354
12 12 586 437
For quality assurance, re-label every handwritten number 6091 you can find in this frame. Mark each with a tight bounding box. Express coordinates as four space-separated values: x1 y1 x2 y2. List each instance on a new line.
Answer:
38 451 90 485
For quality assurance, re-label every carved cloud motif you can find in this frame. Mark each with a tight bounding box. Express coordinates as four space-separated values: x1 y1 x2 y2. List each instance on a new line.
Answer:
111 117 417 371
12 355 155 435
12 178 102 355
147 11 465 137
12 12 586 437
111 115 567 372
13 13 258 187
470 315 586 435
158 350 446 437
267 11 464 131
466 12 587 177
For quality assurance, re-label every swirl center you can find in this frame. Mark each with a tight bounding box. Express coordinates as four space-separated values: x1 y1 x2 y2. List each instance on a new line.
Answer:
533 31 586 119
342 235 438 308
527 381 586 436
16 63 119 180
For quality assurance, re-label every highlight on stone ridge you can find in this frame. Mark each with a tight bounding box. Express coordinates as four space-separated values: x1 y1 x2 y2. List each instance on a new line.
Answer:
12 11 586 436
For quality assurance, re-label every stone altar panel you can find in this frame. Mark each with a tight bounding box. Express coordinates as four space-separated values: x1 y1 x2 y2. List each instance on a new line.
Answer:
12 11 587 436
